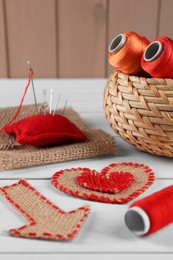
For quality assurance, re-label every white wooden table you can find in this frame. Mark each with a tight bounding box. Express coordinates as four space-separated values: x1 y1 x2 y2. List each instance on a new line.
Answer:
0 78 172 260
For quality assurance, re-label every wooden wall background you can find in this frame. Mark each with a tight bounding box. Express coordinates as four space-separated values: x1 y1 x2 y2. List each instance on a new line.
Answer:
0 0 172 78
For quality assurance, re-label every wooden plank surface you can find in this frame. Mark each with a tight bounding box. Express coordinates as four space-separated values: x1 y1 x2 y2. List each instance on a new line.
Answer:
0 0 170 79
158 0 173 38
0 78 172 179
5 0 57 78
107 0 159 76
57 0 107 78
0 179 173 253
0 78 173 257
1 255 173 260
0 0 8 77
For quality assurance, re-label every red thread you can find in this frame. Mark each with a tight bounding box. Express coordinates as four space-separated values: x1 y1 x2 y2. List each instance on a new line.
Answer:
10 230 21 235
28 232 36 236
141 37 173 78
43 232 52 237
0 67 33 133
52 163 155 204
1 179 90 240
76 170 134 193
130 185 173 235
108 32 150 76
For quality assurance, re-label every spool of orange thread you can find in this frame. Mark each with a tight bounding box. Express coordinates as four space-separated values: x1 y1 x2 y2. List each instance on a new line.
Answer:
108 31 150 76
141 37 173 78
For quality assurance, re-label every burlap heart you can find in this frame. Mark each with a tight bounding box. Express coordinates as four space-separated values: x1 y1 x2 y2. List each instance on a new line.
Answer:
51 162 155 204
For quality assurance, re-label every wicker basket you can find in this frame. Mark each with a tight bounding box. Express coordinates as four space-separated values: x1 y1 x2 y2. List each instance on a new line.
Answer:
104 71 173 157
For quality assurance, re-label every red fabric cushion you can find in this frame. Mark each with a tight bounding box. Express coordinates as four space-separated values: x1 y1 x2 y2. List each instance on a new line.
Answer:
4 114 87 147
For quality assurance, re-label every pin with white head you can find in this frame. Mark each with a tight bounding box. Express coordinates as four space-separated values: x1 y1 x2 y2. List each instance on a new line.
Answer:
27 61 38 113
43 89 47 115
53 94 61 116
49 88 54 114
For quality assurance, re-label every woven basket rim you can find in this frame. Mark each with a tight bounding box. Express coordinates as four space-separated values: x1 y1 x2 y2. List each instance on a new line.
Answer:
115 70 173 85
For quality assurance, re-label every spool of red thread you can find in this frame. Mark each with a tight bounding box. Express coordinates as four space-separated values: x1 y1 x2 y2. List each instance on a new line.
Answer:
141 37 173 78
108 31 150 76
125 185 173 236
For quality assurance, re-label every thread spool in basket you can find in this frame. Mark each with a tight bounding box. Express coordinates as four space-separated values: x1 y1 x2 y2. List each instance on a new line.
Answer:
143 41 163 62
108 31 150 76
109 33 127 54
125 185 173 236
141 37 173 78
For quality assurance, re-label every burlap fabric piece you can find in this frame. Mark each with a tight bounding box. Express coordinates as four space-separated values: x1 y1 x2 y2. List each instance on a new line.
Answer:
51 162 155 204
0 104 116 170
0 179 90 240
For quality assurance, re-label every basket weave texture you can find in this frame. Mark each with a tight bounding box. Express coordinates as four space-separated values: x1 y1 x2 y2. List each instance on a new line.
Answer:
104 71 173 157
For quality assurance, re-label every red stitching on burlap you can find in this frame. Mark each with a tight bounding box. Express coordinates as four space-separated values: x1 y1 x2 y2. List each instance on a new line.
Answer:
28 232 36 236
76 170 134 193
51 162 155 204
1 179 90 240
10 229 21 235
43 232 52 237
55 234 63 239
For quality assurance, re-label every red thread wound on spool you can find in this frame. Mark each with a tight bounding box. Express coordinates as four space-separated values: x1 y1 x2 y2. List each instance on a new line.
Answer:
141 37 173 78
108 31 150 76
125 185 173 236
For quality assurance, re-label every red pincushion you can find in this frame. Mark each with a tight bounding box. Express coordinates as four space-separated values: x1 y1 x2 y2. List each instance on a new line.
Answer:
4 114 87 147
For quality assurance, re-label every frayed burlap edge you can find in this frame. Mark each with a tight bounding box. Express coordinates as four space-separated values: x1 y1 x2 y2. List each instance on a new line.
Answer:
0 104 116 170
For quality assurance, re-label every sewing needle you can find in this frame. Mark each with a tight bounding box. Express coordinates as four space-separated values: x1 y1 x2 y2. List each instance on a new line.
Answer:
50 88 53 114
43 89 47 115
62 99 68 115
53 94 61 116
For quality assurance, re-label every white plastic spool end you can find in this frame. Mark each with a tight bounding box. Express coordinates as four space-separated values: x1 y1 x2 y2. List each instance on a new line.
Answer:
125 206 150 236
143 41 163 62
109 33 127 54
